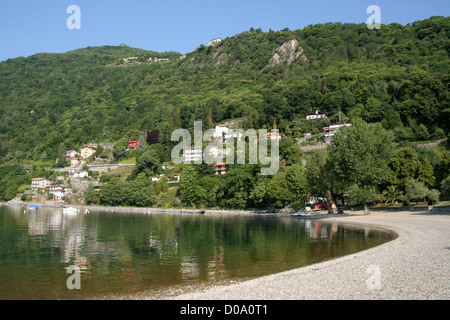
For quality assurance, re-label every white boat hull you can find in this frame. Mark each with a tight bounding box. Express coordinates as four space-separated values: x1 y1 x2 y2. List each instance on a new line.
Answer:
63 207 79 214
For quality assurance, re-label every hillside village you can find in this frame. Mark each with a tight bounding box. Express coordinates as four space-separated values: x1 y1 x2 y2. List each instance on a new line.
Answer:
7 111 448 212
10 113 353 207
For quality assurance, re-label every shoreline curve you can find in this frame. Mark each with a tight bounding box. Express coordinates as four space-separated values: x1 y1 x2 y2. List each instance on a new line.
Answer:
154 210 449 300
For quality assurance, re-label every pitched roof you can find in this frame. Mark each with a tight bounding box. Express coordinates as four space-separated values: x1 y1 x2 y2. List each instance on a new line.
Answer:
306 110 326 116
264 132 280 136
214 163 227 166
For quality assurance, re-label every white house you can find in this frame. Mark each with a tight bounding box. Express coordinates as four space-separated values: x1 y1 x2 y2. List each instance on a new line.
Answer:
171 173 181 183
264 132 281 140
306 110 327 120
69 170 89 178
214 163 227 175
323 123 352 142
183 147 203 163
65 150 79 160
151 174 166 182
48 186 65 199
213 125 229 140
206 146 232 159
224 130 243 141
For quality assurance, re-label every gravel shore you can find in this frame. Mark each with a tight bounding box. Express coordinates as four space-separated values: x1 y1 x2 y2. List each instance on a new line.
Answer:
161 210 449 300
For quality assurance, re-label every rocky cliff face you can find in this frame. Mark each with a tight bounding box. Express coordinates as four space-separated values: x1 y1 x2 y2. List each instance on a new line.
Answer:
265 39 307 68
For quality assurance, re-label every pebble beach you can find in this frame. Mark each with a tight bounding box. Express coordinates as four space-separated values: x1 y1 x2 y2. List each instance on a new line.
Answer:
158 210 449 300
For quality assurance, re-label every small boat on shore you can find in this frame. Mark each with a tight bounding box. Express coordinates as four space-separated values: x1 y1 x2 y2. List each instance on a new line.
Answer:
291 207 314 217
185 209 205 214
28 204 41 211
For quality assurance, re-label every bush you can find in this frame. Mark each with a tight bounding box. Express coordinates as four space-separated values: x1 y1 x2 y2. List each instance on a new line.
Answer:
405 179 428 202
427 189 440 205
290 200 305 211
441 175 450 197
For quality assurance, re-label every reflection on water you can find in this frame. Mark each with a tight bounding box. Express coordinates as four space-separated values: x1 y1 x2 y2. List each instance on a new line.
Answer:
0 206 396 299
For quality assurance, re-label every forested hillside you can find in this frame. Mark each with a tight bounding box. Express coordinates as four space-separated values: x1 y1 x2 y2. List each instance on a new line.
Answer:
0 16 448 162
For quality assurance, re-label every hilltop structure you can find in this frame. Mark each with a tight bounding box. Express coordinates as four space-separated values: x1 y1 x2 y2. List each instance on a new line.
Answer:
208 38 222 46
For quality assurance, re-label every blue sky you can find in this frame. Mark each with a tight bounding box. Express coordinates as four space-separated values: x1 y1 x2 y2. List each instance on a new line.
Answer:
0 0 448 61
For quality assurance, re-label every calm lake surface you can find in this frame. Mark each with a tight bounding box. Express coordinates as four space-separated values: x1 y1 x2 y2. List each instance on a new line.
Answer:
0 205 396 299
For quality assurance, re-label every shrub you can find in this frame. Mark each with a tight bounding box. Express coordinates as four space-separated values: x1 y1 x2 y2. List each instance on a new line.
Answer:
427 189 440 205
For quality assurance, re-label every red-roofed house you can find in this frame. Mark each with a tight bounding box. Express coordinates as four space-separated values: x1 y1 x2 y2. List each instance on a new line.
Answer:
127 139 140 150
80 145 97 158
264 132 281 140
65 150 78 160
214 163 227 175
48 185 65 199
31 178 50 189
306 110 327 120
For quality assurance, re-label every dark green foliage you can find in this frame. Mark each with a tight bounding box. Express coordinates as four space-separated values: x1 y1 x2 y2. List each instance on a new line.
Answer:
329 119 396 214
0 17 448 163
99 177 152 207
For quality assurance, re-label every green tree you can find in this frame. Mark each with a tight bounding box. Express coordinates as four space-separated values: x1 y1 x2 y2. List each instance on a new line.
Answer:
136 149 161 177
279 136 302 166
440 174 450 197
85 185 100 204
261 94 292 124
435 153 450 189
414 124 430 141
426 189 440 205
417 157 435 188
266 164 308 208
284 163 309 205
56 142 67 167
388 147 421 190
305 149 344 214
99 178 127 206
404 179 428 204
267 171 294 208
381 185 402 205
216 166 256 209
4 181 18 201
112 137 129 161
330 119 395 214
94 145 104 158
249 176 270 208
194 175 220 208
179 166 200 207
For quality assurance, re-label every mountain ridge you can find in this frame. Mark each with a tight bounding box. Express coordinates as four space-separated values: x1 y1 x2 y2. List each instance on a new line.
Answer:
0 16 448 162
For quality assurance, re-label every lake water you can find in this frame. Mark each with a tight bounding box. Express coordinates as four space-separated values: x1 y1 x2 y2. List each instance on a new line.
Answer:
0 205 396 299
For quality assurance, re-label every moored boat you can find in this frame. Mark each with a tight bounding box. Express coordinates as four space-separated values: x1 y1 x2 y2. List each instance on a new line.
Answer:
291 207 314 217
184 209 205 214
63 207 79 214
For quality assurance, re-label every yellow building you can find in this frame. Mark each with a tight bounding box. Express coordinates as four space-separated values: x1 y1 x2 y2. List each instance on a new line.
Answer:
31 178 50 189
80 145 97 158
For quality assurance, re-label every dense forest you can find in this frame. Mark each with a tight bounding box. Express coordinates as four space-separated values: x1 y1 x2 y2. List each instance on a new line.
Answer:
1 17 449 209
